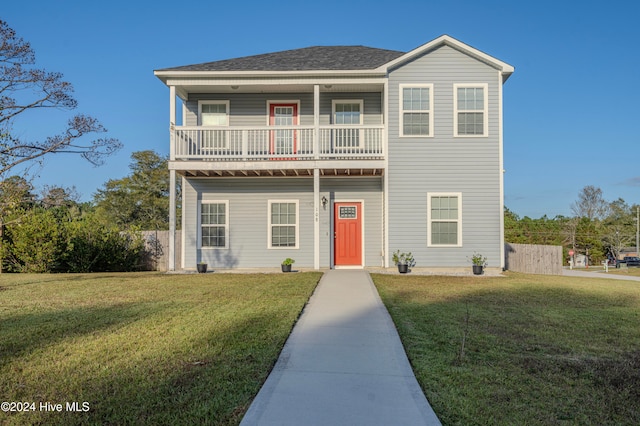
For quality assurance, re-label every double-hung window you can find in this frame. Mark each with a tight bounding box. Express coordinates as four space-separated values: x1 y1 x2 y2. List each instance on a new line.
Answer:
198 100 229 149
427 193 462 247
400 84 433 137
454 84 488 136
200 201 228 249
333 100 363 148
268 201 299 249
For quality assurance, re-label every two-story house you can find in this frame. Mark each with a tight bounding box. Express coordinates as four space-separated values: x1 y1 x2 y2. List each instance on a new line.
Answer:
154 35 514 272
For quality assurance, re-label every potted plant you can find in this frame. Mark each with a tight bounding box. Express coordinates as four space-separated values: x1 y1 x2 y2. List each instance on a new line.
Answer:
197 262 208 273
392 250 415 274
281 258 295 272
471 252 487 275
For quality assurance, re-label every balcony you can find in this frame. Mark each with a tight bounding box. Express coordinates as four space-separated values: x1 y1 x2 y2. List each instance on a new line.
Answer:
172 125 385 162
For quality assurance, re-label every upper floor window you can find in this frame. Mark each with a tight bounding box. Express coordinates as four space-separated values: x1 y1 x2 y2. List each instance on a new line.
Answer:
198 100 229 149
198 100 229 126
400 84 433 137
427 193 462 247
333 100 363 148
454 84 488 137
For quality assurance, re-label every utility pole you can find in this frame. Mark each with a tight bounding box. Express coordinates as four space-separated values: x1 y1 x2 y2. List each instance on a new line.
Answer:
636 206 639 256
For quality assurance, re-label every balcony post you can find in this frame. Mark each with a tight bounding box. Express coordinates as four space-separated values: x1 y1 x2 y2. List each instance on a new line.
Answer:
169 86 176 161
242 129 248 160
314 84 319 159
168 86 177 271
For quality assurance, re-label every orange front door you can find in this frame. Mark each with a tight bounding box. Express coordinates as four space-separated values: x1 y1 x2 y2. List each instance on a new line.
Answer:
334 202 362 266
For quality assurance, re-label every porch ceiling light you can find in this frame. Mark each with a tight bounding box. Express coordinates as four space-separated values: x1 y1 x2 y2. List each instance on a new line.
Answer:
231 85 239 90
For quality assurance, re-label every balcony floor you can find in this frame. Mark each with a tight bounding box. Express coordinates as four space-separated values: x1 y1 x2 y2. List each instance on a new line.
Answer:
171 157 385 178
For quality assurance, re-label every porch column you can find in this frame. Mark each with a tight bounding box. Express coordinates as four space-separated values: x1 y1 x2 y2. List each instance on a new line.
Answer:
169 170 177 271
383 81 390 268
168 86 176 271
314 168 320 270
313 84 320 270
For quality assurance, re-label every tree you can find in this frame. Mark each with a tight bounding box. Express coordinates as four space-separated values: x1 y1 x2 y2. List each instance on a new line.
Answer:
602 198 635 259
40 184 80 209
94 150 176 230
0 20 121 177
571 185 608 220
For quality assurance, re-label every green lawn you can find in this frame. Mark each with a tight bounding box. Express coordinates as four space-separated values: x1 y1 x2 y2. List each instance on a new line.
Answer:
372 272 640 425
4 271 639 425
0 272 321 426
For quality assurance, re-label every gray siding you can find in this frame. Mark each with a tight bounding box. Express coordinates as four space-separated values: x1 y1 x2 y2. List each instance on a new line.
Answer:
182 177 382 269
184 93 382 126
387 45 503 267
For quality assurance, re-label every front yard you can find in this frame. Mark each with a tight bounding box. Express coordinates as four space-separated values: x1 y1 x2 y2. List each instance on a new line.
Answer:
2 271 639 425
0 272 321 425
372 272 640 425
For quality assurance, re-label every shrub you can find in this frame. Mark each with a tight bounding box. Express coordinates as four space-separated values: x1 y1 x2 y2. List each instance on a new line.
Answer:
2 209 67 272
1 209 146 273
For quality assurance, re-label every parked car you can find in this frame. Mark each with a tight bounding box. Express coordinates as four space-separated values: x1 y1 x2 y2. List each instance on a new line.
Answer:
622 256 640 267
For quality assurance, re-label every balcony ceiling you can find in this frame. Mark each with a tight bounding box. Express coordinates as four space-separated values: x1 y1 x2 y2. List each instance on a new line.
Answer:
178 168 385 178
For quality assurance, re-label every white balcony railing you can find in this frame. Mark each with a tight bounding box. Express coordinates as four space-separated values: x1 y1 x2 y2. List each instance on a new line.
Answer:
172 125 384 161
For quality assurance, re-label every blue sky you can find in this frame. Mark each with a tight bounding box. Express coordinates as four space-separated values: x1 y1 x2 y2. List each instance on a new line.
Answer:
3 0 639 218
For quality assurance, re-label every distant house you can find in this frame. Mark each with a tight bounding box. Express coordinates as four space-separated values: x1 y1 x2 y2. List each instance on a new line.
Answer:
154 35 514 271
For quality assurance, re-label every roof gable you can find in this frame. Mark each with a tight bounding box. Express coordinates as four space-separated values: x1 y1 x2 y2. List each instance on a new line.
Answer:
382 35 514 81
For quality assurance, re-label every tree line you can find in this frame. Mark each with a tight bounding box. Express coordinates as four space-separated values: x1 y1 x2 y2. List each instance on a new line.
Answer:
506 186 639 264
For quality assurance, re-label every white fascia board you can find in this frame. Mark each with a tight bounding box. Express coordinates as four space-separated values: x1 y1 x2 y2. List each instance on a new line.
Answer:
163 77 387 87
154 68 387 83
378 35 515 80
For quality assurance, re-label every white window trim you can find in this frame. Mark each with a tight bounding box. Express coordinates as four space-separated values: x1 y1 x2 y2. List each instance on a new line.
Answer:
266 100 301 126
198 200 229 250
453 83 488 137
198 100 230 126
399 84 434 138
267 200 300 250
332 99 364 149
427 192 462 247
198 100 230 150
332 99 364 124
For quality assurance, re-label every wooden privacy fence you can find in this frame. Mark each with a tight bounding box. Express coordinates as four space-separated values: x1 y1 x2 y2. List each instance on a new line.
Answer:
504 243 563 275
140 230 181 271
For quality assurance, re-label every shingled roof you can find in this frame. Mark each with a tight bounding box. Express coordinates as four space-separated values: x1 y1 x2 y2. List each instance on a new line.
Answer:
158 46 405 72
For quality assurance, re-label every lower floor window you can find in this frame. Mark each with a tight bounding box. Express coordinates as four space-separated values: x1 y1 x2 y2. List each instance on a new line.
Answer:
201 202 228 248
428 193 462 247
269 201 298 248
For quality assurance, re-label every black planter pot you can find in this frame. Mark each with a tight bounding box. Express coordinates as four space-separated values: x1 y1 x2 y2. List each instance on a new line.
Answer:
472 265 483 275
397 264 409 274
197 263 208 273
281 264 292 273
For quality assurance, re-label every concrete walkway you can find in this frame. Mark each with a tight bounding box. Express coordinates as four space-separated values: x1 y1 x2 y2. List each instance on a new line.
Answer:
240 270 441 426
